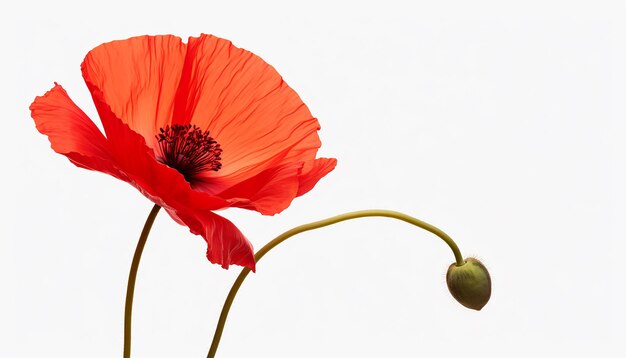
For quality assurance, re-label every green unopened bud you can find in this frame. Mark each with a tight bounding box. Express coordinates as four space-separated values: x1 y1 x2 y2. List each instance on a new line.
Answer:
446 257 491 311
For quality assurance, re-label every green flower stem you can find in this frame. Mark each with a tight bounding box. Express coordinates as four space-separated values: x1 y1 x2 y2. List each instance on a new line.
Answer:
124 204 161 358
207 209 464 358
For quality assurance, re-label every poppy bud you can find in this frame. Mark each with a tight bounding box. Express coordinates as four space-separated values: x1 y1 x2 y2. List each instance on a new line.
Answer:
446 257 491 311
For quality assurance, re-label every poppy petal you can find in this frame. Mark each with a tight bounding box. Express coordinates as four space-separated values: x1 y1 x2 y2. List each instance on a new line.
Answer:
215 162 304 215
202 211 256 270
173 34 323 180
81 35 186 147
169 208 255 270
297 158 338 196
212 158 336 215
30 83 126 180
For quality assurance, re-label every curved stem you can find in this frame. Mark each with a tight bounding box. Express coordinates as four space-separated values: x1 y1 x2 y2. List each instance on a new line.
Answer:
207 209 464 358
124 204 161 358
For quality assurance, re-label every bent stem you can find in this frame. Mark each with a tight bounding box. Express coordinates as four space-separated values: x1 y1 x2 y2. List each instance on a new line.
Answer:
207 209 464 358
124 204 161 358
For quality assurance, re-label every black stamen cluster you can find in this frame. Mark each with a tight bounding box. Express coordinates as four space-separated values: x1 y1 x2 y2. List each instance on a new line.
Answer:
156 124 222 182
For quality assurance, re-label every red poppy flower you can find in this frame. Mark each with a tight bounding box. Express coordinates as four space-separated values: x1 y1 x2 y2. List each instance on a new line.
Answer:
30 34 336 271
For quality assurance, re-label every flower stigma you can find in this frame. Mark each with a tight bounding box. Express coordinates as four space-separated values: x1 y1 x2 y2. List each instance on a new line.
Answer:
156 124 222 182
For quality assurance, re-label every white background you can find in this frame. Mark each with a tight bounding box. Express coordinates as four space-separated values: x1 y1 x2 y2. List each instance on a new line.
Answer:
1 1 625 357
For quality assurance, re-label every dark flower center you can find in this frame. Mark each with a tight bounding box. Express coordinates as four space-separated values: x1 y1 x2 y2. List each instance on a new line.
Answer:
156 124 222 182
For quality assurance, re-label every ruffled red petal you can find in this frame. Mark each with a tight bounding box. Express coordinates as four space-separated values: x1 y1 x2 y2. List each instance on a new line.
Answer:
212 158 336 215
29 83 127 181
215 162 304 215
167 34 336 211
173 34 323 181
81 35 186 148
169 208 255 270
297 158 338 196
201 212 255 270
